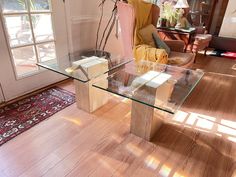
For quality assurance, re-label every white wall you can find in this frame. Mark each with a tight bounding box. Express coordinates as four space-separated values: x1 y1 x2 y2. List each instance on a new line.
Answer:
0 0 123 100
65 0 123 55
219 0 236 38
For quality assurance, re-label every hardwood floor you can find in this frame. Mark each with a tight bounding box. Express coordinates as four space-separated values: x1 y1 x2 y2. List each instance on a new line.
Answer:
193 54 236 76
0 55 236 177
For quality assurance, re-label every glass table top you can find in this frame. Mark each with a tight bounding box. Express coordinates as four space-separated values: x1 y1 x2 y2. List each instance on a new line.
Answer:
93 60 204 114
37 53 132 82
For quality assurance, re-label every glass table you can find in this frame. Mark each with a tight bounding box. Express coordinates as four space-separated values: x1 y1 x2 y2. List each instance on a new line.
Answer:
37 53 132 112
37 53 131 82
93 60 204 140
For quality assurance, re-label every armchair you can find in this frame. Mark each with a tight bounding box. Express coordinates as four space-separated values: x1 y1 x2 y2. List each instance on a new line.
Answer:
191 26 212 55
165 40 194 67
117 1 195 68
186 9 212 55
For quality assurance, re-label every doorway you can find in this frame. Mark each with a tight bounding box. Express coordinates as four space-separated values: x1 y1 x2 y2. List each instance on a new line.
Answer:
0 0 69 100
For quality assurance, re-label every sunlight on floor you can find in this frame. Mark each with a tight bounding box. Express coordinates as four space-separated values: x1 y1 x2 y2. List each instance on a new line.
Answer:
99 159 115 174
121 98 131 104
95 152 128 176
64 117 82 126
218 124 236 136
145 155 160 170
144 155 185 177
173 172 185 177
228 137 236 143
111 134 123 143
126 143 143 157
159 165 171 177
169 110 236 144
124 111 131 118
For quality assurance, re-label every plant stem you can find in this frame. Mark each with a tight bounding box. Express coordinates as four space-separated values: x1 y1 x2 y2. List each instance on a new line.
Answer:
95 0 106 52
102 9 117 51
99 0 118 50
98 7 114 49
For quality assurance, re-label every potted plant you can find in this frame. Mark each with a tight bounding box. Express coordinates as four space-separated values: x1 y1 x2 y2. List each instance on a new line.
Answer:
82 0 120 59
161 2 178 27
159 17 167 27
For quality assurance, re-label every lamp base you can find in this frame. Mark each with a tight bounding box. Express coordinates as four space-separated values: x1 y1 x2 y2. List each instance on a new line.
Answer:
175 22 182 29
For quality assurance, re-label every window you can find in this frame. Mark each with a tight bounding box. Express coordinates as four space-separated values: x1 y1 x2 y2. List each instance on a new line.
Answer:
0 0 56 77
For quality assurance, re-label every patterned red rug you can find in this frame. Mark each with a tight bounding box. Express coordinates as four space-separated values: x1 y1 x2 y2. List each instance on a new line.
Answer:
0 87 75 146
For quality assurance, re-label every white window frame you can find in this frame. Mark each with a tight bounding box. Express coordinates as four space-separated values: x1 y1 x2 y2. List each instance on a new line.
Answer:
0 0 56 79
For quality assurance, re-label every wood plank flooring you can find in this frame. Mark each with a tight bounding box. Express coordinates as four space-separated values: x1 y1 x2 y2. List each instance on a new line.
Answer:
193 54 236 76
0 55 236 177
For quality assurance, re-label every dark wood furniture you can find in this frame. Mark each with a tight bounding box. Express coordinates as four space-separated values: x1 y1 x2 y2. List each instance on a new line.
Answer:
188 0 218 31
157 27 197 52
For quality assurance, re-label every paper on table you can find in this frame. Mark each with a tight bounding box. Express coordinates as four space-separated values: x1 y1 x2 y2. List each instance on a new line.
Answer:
72 56 102 67
146 73 171 88
80 58 108 79
65 56 108 79
131 71 161 88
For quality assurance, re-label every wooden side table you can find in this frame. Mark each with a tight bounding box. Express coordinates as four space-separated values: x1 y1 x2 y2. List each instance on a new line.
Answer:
157 27 196 52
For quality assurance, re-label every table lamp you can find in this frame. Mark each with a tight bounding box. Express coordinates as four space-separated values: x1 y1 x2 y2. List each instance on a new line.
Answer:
174 0 189 29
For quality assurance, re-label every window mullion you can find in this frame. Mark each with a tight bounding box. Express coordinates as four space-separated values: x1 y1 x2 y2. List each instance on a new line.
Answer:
10 39 55 50
2 11 52 16
25 0 39 64
2 12 28 15
30 11 52 14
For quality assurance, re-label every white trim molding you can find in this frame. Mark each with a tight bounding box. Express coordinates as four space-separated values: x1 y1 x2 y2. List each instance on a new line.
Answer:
70 15 112 24
71 15 100 24
0 83 5 103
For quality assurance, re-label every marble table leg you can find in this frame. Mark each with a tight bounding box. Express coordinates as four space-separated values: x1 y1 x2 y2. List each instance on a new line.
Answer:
131 100 164 141
74 73 109 113
130 83 172 141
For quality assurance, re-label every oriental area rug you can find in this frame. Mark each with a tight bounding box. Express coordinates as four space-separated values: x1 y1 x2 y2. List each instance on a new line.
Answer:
0 87 75 146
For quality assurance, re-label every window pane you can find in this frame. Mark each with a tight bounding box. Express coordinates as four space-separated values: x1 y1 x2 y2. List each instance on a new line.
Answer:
37 42 56 62
12 46 38 76
4 15 33 47
30 0 50 11
0 0 27 13
32 14 54 42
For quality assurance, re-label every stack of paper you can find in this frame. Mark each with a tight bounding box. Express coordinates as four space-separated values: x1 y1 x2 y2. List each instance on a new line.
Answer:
66 56 108 79
131 71 161 88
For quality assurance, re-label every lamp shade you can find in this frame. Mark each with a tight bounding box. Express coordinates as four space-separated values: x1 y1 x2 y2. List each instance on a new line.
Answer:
174 0 189 8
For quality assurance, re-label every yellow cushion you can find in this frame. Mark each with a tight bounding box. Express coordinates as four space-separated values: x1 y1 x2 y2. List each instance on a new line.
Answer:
134 44 168 64
139 24 171 55
138 24 157 47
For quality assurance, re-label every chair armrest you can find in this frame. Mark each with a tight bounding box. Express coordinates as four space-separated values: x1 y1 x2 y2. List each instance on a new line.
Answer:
164 40 185 52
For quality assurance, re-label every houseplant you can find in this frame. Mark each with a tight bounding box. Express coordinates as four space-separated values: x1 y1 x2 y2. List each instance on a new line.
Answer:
160 1 178 27
83 0 120 59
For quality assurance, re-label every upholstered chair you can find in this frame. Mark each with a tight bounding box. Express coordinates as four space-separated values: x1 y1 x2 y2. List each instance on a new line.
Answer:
117 1 195 68
185 8 212 55
192 27 212 55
